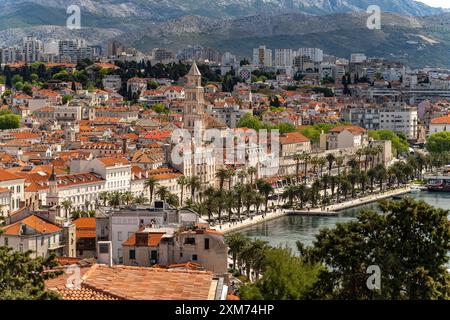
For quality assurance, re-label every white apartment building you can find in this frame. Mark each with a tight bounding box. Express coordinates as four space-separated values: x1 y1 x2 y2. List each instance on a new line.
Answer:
70 157 132 194
298 48 323 63
252 46 272 67
350 53 367 63
0 170 25 215
274 49 294 67
97 206 200 264
379 106 418 139
22 36 43 63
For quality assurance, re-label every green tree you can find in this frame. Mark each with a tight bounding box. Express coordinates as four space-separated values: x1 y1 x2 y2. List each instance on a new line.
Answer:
306 198 450 299
240 247 322 300
426 131 450 154
0 247 62 300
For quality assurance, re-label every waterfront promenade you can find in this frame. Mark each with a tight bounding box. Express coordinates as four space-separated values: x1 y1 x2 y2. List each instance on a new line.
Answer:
221 185 412 234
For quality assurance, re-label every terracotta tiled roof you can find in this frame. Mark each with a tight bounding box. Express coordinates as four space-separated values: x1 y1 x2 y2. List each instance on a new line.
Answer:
430 115 450 124
97 157 130 167
123 232 165 247
52 287 121 300
279 132 310 144
81 264 215 300
73 217 96 239
2 215 61 236
329 125 367 134
0 169 23 182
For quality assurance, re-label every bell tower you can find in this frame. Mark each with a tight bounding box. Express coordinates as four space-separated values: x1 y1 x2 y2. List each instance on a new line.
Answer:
183 61 205 133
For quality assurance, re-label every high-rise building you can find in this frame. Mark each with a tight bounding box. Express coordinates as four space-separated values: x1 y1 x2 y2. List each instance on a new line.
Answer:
0 46 21 64
59 39 93 63
107 40 125 57
297 48 323 63
274 49 294 67
22 36 43 62
350 53 367 63
252 46 272 68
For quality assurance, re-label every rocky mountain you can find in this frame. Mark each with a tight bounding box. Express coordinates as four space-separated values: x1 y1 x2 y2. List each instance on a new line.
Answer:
1 1 450 67
128 12 450 68
0 0 445 26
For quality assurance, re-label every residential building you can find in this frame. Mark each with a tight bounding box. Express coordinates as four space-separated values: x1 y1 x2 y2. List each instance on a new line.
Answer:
0 215 75 258
327 125 368 150
0 169 25 215
252 46 272 68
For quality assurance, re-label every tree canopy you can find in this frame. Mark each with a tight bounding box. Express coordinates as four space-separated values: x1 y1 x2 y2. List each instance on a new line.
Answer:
369 129 409 155
426 131 450 154
0 246 62 300
303 198 450 299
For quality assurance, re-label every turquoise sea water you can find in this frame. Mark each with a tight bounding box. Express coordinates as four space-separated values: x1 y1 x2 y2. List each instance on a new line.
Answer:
240 191 450 250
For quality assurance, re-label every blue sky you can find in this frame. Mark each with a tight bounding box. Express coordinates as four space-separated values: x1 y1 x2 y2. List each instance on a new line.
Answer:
416 0 450 8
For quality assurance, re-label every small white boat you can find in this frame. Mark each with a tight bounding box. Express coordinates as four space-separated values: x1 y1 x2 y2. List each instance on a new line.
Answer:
410 186 422 192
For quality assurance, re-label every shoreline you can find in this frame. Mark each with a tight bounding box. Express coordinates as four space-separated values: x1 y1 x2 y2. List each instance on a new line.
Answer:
221 185 412 234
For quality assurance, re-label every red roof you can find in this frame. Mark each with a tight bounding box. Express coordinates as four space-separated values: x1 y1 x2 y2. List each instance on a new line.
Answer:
2 215 61 236
329 125 367 134
431 115 450 124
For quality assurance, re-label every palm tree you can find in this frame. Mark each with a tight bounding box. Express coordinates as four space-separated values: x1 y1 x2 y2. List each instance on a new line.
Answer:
166 193 179 208
253 193 264 216
176 176 188 207
359 171 369 195
356 148 364 171
336 156 345 176
311 156 319 178
347 172 359 198
109 191 122 208
256 179 274 212
282 184 297 208
144 176 159 204
247 166 257 188
61 199 73 217
326 153 335 175
318 157 326 178
375 164 387 191
187 176 201 202
237 170 248 184
99 191 110 206
340 179 352 201
121 191 134 206
363 146 372 171
225 233 250 270
242 186 256 216
233 183 246 221
295 184 308 209
133 193 147 205
203 187 218 224
293 153 302 183
227 169 235 190
224 190 236 222
367 168 377 193
302 153 311 183
216 168 230 191
156 186 170 202
321 174 330 198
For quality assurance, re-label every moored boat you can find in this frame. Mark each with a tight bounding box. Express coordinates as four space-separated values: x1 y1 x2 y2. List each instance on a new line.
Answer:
425 174 450 192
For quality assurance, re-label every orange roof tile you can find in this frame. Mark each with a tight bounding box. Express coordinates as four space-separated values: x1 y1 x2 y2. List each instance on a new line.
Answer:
123 232 165 247
2 215 61 236
81 264 214 300
430 115 450 124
